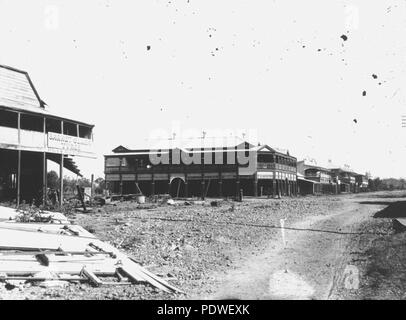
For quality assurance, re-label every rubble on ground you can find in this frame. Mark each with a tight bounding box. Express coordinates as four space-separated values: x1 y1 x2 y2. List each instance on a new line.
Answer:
0 204 183 300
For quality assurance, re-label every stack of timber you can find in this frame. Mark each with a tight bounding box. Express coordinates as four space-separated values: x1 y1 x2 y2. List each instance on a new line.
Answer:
0 206 183 293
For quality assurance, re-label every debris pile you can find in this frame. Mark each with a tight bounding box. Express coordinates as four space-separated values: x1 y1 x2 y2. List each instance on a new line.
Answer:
0 205 183 295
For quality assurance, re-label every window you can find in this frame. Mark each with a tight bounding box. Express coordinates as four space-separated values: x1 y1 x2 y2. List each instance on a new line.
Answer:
258 154 274 163
0 110 18 128
20 114 44 132
63 122 77 137
79 126 92 139
106 157 121 167
46 118 61 133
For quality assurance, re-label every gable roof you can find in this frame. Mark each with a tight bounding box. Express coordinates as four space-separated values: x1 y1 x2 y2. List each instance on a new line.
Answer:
0 64 94 127
0 64 44 112
254 144 276 152
113 136 255 153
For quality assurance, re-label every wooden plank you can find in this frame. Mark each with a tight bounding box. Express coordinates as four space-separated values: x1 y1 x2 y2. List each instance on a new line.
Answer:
81 267 103 287
119 262 183 293
0 254 115 266
44 255 109 264
0 250 112 257
0 260 118 275
0 222 95 238
117 266 147 283
0 207 182 293
129 259 185 294
0 276 85 282
0 228 100 252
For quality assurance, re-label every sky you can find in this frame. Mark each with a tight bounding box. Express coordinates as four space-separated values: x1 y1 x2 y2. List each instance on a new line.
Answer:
1 0 406 179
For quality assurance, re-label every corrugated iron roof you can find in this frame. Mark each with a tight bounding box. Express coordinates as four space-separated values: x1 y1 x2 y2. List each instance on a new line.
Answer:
0 65 43 111
117 136 253 152
0 64 94 127
112 138 295 158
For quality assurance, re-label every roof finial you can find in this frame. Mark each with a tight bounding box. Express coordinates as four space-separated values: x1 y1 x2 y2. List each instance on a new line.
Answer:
202 130 207 139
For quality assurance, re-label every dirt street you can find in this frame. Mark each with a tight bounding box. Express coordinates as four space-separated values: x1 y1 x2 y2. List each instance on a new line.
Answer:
1 191 404 300
209 194 393 300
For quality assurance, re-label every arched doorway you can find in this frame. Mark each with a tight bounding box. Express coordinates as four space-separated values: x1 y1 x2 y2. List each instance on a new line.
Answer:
169 177 186 198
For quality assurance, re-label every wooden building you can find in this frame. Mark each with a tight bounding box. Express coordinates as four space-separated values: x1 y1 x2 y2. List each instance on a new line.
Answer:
104 137 298 199
0 65 95 205
355 174 369 192
297 159 337 194
329 167 357 193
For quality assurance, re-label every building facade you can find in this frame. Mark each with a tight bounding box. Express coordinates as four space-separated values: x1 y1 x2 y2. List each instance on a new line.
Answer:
297 160 336 194
0 65 95 205
355 174 369 192
104 137 298 199
330 168 357 193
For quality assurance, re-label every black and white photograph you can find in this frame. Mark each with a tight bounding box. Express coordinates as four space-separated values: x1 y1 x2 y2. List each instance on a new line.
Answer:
0 0 406 309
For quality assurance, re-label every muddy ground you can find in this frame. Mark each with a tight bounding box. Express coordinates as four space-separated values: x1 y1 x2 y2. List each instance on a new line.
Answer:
1 191 405 300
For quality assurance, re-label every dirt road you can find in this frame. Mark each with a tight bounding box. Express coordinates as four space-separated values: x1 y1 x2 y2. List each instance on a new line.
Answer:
2 192 401 300
209 195 389 300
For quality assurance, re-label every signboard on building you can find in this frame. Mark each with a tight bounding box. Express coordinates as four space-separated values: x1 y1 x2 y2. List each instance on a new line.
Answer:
48 132 92 155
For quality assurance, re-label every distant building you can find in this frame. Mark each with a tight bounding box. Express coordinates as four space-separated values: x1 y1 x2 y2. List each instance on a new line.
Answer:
297 159 336 195
329 168 357 193
104 137 298 198
355 174 369 192
0 65 95 205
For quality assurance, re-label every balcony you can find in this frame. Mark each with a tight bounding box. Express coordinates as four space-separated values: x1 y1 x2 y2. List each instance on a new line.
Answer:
257 162 275 170
0 125 94 158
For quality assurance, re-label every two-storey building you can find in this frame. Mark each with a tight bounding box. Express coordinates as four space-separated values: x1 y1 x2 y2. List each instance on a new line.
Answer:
355 174 369 192
329 167 357 193
297 159 336 194
0 65 95 205
104 137 297 199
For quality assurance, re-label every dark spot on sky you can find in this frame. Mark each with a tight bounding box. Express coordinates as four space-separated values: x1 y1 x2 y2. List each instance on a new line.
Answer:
353 119 358 124
372 74 378 79
302 45 306 48
147 45 151 51
379 82 382 85
340 35 348 41
216 48 219 51
362 91 367 96
317 48 321 52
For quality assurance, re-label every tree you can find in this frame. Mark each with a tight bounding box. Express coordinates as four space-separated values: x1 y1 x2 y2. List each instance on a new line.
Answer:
47 171 59 190
63 177 92 196
400 179 406 190
94 177 106 194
